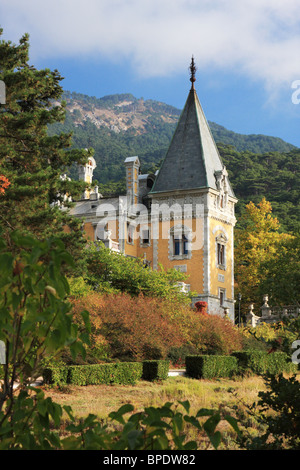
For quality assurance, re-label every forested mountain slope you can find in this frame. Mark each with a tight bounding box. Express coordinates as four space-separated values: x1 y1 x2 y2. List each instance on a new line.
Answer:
48 92 299 232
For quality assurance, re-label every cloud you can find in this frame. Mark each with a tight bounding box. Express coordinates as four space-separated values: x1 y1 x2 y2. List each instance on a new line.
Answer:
1 0 300 89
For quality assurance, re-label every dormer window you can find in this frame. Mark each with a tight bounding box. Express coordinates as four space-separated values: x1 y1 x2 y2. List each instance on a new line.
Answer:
215 167 228 210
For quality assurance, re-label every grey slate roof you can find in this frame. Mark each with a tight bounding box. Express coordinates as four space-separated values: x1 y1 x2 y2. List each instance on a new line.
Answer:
150 87 235 198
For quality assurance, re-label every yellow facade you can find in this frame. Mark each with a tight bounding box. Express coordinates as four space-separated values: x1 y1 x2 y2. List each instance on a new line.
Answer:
209 218 233 301
74 66 237 320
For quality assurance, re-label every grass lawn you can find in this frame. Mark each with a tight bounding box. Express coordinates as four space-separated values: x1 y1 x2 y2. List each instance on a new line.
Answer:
44 374 266 419
43 373 277 449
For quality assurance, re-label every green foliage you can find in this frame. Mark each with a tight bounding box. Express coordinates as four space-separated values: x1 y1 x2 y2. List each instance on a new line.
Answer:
49 90 299 233
43 366 70 387
167 344 200 368
258 233 300 306
236 314 300 449
237 374 300 450
0 228 240 450
0 390 241 450
43 362 143 386
0 29 93 267
219 145 300 233
84 242 192 303
0 387 73 450
242 320 299 359
212 126 295 154
67 276 93 298
0 230 89 388
234 198 294 309
185 355 238 379
232 350 297 376
0 229 90 447
142 360 170 382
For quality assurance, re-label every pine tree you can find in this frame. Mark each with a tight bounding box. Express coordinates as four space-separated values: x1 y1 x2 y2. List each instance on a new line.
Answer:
0 29 94 267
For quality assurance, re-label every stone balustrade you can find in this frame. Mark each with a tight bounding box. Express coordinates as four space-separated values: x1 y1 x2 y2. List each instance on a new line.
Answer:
246 294 299 327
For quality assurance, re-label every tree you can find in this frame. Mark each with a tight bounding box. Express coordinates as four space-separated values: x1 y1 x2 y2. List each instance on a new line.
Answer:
0 230 240 450
84 241 194 303
0 229 90 448
0 175 10 194
0 29 93 265
258 233 300 306
234 198 293 313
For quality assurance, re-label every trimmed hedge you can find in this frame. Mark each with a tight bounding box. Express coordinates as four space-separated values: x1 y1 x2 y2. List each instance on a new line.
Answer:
185 355 238 379
142 360 169 381
232 350 298 375
43 366 69 386
43 362 143 386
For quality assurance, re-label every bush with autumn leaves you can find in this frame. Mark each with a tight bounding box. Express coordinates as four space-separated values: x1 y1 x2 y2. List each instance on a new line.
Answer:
69 292 244 365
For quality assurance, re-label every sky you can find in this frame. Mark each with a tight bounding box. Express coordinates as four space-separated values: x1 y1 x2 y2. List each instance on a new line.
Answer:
1 0 300 147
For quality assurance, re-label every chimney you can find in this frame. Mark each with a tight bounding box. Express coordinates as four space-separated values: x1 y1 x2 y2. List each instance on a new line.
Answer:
124 156 140 206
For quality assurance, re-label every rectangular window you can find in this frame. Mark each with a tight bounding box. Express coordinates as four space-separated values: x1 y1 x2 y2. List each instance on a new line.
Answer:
183 235 189 255
141 229 150 245
171 229 191 260
219 289 226 306
127 223 134 244
174 239 180 256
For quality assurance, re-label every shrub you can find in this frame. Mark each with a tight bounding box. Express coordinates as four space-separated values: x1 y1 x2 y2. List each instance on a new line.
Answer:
71 293 245 363
185 355 238 379
142 360 170 381
237 374 300 450
232 350 297 375
43 366 70 386
67 276 93 298
71 293 185 361
43 362 143 386
195 301 208 315
84 242 192 304
188 315 244 356
167 344 199 368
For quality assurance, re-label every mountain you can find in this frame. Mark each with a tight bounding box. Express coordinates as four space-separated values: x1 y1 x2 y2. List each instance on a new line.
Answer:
48 92 299 232
49 91 296 180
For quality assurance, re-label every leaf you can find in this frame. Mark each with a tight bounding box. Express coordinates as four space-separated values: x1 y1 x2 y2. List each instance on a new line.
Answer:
184 415 202 430
208 430 222 450
196 408 216 418
126 429 142 450
0 253 14 272
109 404 134 424
203 413 221 435
224 415 241 435
178 400 190 414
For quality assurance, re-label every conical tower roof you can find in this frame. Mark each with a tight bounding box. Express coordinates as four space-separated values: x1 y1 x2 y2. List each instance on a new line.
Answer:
150 59 235 198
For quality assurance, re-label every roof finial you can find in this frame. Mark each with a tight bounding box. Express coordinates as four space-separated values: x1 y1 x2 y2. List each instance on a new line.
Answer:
189 56 197 89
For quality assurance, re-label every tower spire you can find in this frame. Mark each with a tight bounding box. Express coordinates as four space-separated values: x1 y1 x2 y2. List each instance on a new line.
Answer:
189 56 197 89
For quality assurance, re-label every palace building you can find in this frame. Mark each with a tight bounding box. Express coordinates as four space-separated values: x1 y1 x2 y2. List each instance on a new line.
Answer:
70 58 238 320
